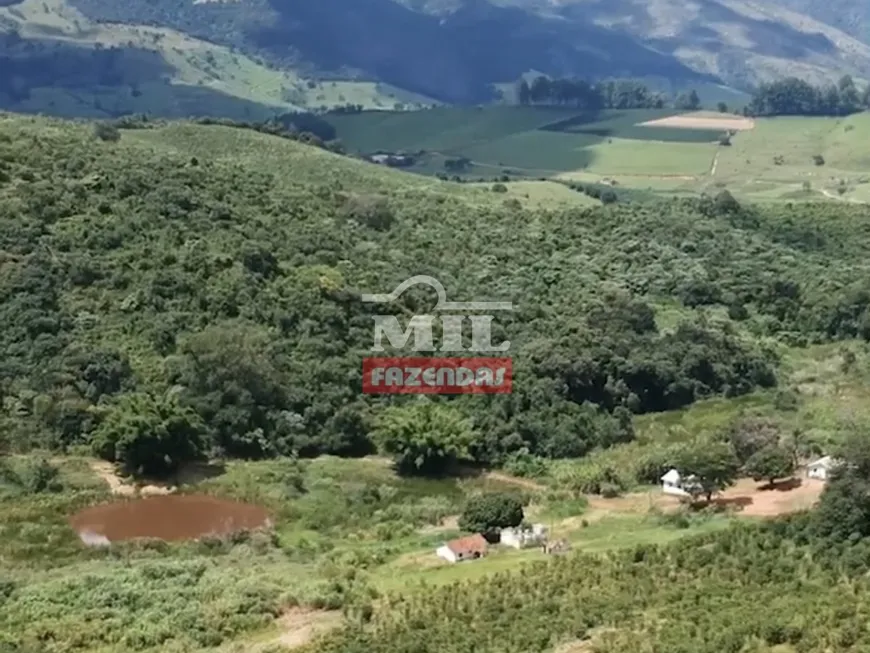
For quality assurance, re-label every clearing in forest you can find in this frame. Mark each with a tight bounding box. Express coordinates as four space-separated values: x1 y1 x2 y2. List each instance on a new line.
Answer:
583 477 824 519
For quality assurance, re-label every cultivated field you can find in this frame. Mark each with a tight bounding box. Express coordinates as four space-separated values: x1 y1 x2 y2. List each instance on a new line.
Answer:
326 105 870 205
328 107 726 180
120 121 603 212
639 111 756 131
325 106 585 153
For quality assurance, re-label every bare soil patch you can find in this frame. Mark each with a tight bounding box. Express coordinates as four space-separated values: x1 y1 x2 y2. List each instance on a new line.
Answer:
638 115 756 131
570 476 822 523
715 477 824 517
89 460 175 497
272 609 343 650
242 609 343 652
555 627 620 653
483 471 546 492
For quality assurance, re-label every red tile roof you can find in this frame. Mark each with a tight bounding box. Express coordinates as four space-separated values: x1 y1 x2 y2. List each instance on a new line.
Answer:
446 533 488 555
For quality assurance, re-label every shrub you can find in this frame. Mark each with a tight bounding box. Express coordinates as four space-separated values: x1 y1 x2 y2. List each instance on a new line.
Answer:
728 302 749 321
459 493 524 535
491 183 508 193
13 457 62 494
713 189 741 214
93 123 121 142
600 190 618 204
340 195 395 231
773 389 799 411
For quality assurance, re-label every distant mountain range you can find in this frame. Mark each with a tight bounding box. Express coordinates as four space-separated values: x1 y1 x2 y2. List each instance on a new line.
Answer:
1 0 869 118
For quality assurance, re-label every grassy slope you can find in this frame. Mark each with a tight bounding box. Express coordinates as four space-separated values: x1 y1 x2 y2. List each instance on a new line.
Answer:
0 0 432 117
325 106 585 153
120 120 598 210
711 112 870 202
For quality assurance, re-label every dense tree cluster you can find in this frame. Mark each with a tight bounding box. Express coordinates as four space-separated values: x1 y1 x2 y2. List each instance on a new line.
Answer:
516 76 700 110
746 75 870 116
458 492 525 537
4 117 870 477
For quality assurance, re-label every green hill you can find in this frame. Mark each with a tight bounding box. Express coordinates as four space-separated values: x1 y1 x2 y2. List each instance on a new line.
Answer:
3 110 870 467
5 112 870 653
4 0 870 120
0 0 436 119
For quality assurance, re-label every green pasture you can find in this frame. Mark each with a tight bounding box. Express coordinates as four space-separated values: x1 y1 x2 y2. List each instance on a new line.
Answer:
325 106 584 153
326 106 729 183
710 113 870 203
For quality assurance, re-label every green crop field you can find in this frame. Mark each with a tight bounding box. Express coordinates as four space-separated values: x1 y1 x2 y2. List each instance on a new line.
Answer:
326 104 870 206
120 120 596 212
327 106 732 185
328 107 723 156
325 106 585 153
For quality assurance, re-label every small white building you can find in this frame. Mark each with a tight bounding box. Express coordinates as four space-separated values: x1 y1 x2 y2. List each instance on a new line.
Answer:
661 468 691 497
500 524 547 549
807 455 839 481
435 534 488 563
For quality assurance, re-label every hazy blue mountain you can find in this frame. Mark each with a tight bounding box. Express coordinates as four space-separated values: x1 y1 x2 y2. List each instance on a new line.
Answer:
2 0 869 116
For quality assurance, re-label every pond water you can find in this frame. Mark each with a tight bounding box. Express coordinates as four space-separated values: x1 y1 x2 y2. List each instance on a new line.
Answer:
69 494 272 545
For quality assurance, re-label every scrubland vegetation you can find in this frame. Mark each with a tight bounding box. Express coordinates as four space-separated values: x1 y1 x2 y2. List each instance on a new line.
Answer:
3 112 870 652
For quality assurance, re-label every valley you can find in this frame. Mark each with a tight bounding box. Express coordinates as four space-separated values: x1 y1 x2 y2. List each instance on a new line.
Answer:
326 105 870 204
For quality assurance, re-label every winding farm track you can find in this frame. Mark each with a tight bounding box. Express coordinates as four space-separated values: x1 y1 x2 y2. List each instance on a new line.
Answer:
710 149 720 176
483 470 547 491
820 188 866 203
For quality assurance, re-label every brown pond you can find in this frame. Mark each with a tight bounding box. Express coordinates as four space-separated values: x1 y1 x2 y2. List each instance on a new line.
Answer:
69 495 272 545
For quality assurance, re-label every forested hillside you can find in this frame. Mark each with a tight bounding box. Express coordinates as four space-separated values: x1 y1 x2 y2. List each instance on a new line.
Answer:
3 114 870 478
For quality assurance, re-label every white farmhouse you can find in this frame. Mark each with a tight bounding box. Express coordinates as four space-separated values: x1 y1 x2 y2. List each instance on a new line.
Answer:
807 456 839 481
661 468 691 497
500 524 547 549
435 534 488 563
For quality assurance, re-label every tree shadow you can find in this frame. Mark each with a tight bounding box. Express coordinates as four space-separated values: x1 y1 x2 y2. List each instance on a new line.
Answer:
689 495 753 511
173 461 227 487
758 477 803 492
